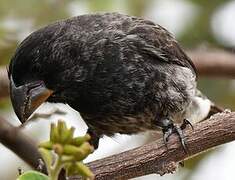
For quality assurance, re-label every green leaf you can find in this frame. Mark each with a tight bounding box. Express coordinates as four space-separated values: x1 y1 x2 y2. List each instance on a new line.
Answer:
65 163 77 177
17 170 49 180
75 162 94 179
71 134 91 146
50 123 59 143
38 141 53 150
65 162 94 179
61 126 75 144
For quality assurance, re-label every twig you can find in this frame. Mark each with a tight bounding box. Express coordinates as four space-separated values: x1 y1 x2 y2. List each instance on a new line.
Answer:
68 111 235 179
19 107 67 128
0 66 9 99
0 116 41 169
188 50 235 78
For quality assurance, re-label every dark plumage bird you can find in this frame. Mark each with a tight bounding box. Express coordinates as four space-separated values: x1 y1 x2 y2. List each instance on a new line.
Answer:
9 13 220 150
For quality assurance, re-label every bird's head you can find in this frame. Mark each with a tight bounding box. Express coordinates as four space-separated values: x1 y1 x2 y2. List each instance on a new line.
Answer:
8 26 81 124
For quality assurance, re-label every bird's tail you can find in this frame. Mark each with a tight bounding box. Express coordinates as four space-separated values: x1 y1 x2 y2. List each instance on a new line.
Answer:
205 102 224 119
185 89 223 124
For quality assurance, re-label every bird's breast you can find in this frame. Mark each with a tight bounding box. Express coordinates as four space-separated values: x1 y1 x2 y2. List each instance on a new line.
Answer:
80 110 160 136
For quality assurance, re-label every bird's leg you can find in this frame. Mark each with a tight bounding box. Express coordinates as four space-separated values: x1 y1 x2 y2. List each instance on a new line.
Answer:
87 128 100 150
155 117 193 153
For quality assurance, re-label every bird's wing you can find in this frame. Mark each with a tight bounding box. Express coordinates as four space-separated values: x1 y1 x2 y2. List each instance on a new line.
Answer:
123 22 197 76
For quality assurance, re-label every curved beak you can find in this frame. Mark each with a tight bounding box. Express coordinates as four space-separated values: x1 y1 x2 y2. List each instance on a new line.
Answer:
10 76 53 123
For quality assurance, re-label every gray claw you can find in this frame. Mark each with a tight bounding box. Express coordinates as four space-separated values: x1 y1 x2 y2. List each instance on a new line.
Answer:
175 126 188 153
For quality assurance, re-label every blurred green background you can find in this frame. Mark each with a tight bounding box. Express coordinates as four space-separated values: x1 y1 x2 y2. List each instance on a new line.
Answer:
0 0 235 179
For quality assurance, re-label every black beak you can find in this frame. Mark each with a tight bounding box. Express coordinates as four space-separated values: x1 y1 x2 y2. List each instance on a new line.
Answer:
10 76 53 123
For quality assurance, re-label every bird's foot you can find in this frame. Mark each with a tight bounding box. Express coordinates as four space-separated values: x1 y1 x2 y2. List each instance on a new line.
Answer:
158 118 193 153
162 124 188 152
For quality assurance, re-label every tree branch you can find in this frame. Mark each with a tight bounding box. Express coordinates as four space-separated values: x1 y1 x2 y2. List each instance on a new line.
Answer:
68 111 235 179
188 49 235 78
0 66 9 99
0 116 41 169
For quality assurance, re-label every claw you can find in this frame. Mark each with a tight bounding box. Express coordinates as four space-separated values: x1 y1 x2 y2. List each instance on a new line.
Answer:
174 126 188 153
158 117 193 153
162 126 174 148
180 119 193 130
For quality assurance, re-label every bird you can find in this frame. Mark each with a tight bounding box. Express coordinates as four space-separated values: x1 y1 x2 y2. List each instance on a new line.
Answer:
8 12 221 151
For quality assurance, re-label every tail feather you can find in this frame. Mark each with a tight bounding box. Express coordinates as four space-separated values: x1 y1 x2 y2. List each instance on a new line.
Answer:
186 89 223 124
206 104 224 119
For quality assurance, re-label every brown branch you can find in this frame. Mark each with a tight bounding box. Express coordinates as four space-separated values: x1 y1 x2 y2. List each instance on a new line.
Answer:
0 66 9 99
188 50 235 78
0 116 41 169
68 111 235 179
